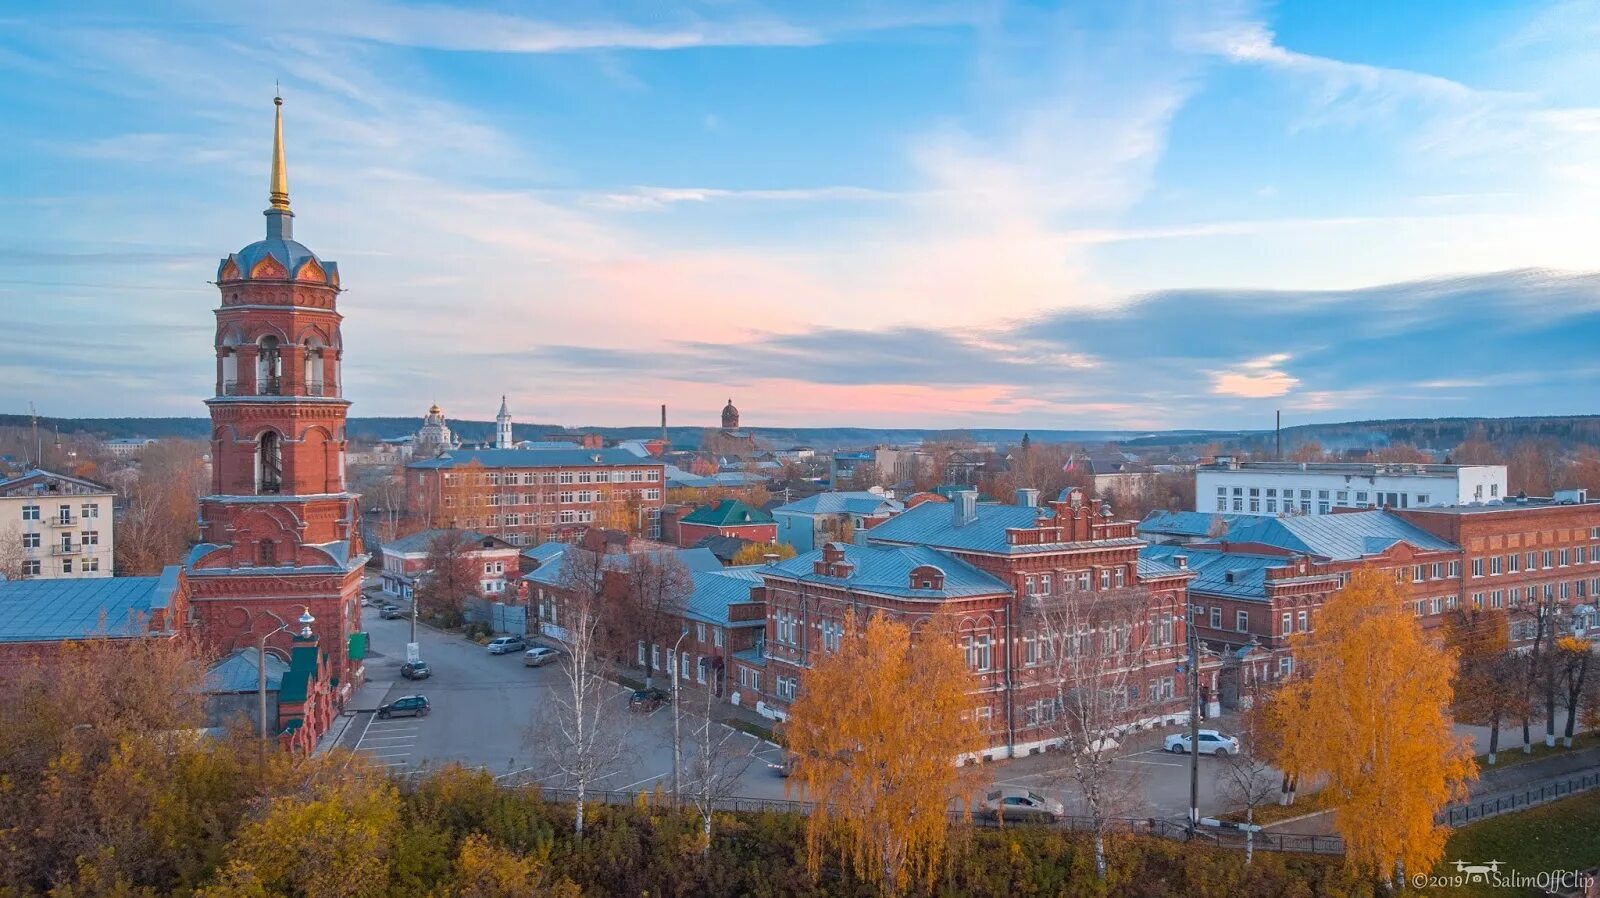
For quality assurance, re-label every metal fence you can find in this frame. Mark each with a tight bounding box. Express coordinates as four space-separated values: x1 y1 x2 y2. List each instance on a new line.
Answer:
491 783 1344 856
1439 770 1600 826
464 598 527 635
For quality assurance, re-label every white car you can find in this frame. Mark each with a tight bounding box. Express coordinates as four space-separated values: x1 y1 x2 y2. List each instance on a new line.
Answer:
979 788 1065 823
523 646 561 667
1164 729 1240 756
486 636 527 655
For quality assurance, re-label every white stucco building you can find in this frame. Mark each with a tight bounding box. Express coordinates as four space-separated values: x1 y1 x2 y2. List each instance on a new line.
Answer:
1196 459 1507 516
0 470 116 579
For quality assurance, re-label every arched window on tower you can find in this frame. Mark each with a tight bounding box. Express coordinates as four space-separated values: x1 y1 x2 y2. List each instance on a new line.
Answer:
303 337 325 396
219 330 241 396
257 431 283 495
257 336 282 395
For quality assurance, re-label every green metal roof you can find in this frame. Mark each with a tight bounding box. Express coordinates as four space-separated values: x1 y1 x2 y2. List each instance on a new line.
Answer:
681 499 774 527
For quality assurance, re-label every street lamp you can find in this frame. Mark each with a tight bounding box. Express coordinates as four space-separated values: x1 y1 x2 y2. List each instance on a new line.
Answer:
258 606 315 760
1186 593 1200 838
670 626 690 808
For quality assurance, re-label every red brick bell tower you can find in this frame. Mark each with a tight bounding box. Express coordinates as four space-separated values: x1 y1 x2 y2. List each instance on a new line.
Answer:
186 95 367 695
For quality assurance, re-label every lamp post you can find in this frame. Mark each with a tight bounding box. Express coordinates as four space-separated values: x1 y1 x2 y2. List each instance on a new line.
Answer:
1186 594 1200 837
259 606 316 761
670 626 690 808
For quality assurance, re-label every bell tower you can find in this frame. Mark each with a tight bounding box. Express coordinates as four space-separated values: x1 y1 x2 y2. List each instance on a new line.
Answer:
186 95 367 693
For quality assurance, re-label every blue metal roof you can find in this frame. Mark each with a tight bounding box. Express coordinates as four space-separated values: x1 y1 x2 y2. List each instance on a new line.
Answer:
684 566 766 627
520 544 722 587
1140 545 1285 602
866 500 1142 556
1138 510 1237 540
1222 511 1457 560
204 647 290 693
408 447 661 469
766 543 1007 599
773 491 903 517
383 528 507 555
0 568 182 643
221 236 336 284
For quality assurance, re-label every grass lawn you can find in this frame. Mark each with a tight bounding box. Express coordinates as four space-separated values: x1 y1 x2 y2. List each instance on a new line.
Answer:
1428 789 1600 896
1476 732 1600 773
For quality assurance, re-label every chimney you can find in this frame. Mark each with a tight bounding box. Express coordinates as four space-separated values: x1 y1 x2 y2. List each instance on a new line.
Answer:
660 403 668 444
1016 488 1040 508
1174 554 1188 570
952 490 978 527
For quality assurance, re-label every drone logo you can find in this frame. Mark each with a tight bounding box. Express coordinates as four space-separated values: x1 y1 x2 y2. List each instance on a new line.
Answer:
1453 859 1503 883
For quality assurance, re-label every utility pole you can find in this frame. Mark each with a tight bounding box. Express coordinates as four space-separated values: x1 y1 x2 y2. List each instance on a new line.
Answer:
671 628 689 808
1275 410 1282 462
1186 592 1201 837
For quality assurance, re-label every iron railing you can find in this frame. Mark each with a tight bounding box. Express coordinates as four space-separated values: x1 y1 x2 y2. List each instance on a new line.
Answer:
466 781 1345 856
1439 770 1600 826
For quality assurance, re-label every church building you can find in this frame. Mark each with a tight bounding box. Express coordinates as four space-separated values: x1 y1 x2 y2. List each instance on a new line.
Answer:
183 95 369 712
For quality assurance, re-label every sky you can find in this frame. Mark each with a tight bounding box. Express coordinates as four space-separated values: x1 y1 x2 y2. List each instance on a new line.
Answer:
3 0 1600 431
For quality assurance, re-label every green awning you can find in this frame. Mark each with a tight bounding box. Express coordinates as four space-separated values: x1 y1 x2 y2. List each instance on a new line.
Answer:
348 631 369 661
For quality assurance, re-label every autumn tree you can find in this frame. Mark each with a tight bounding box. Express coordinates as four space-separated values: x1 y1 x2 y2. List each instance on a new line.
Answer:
681 671 754 854
730 541 798 566
114 439 207 573
785 611 981 896
1450 424 1503 466
1507 437 1560 496
1287 440 1327 463
1449 608 1525 764
617 551 693 686
535 542 629 836
1215 737 1279 865
1556 635 1594 748
1032 585 1161 879
416 529 483 628
1276 568 1476 881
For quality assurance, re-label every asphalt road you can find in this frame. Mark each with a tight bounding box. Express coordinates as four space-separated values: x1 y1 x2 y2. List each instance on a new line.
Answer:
342 611 793 800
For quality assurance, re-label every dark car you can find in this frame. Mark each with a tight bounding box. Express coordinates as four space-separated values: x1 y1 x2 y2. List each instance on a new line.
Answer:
380 604 403 620
400 660 431 680
377 695 430 719
629 687 670 712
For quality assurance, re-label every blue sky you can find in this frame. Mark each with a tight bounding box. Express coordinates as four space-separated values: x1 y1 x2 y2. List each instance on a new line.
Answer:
2 1 1599 430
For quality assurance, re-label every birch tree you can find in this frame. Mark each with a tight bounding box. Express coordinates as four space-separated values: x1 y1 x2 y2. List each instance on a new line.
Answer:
1031 585 1158 881
1277 567 1476 882
785 611 980 897
681 673 754 854
536 544 627 837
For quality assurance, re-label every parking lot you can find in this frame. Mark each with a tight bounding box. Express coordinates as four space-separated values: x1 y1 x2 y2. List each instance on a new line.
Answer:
337 606 791 800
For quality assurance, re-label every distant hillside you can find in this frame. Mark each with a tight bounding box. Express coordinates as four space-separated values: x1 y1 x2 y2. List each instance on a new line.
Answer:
5 413 1596 454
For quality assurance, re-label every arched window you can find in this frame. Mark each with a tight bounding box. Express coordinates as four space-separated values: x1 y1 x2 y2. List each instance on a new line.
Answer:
219 329 242 395
257 336 282 395
259 539 277 566
258 431 283 494
303 337 324 396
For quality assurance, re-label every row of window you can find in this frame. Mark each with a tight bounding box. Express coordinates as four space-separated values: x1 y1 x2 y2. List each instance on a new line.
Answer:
19 503 102 522
1471 547 1593 578
1022 567 1126 596
19 531 101 549
20 557 101 576
445 469 662 487
1193 603 1314 637
446 489 662 508
1471 578 1598 610
1214 485 1444 514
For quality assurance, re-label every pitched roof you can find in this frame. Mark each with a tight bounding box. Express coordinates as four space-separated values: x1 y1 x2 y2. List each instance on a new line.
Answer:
766 543 1008 599
681 499 774 527
0 468 114 496
684 566 767 627
0 568 183 643
867 500 1143 556
773 491 903 517
1140 545 1286 601
1138 510 1236 540
384 528 512 555
407 447 660 470
1221 511 1457 560
692 534 755 562
204 647 291 693
520 543 722 587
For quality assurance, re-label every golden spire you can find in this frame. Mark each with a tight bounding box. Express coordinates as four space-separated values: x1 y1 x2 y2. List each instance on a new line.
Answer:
269 93 290 212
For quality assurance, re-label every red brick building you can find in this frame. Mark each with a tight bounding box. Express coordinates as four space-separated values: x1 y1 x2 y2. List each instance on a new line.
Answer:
406 448 666 546
661 499 777 547
378 528 520 601
0 566 191 671
735 489 1194 760
184 97 367 711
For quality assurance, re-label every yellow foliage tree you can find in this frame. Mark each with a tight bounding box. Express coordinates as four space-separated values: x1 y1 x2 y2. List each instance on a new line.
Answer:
450 832 579 898
784 610 981 896
1276 568 1476 881
201 773 402 898
730 541 798 566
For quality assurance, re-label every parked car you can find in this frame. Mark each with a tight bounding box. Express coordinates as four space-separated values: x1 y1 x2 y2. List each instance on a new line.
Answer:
379 604 403 619
767 752 796 777
377 695 430 719
400 660 431 680
1163 729 1240 757
523 646 560 667
979 788 1064 823
629 687 670 712
487 636 527 655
